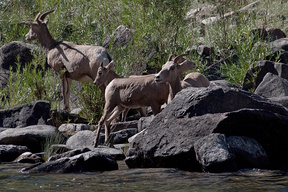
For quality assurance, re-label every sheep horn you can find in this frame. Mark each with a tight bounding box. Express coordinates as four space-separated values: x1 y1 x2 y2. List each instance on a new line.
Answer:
39 10 55 21
34 12 41 22
173 54 187 64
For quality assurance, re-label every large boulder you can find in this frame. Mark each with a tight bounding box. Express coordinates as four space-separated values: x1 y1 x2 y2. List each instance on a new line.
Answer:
0 125 63 152
0 145 30 162
0 100 51 128
125 87 288 172
0 41 37 88
254 72 288 98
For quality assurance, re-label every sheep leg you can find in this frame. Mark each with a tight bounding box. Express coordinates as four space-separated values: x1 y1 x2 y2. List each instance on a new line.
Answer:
93 102 118 147
61 73 72 111
104 106 125 144
151 104 161 116
121 108 130 122
138 107 147 117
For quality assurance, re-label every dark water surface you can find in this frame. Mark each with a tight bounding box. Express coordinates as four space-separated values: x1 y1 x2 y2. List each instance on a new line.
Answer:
0 161 287 192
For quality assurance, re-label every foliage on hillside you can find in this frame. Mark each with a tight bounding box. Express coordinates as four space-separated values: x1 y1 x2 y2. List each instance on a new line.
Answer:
0 0 288 121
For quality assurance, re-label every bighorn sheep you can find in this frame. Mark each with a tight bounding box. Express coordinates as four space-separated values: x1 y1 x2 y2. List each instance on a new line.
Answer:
181 72 210 88
155 54 196 102
22 10 112 111
94 60 146 121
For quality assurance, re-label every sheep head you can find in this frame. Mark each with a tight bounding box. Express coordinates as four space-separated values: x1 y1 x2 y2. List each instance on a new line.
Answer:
155 54 195 83
22 10 54 42
94 60 115 86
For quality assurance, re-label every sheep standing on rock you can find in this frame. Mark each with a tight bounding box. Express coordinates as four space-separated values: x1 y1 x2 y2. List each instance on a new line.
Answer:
155 54 196 102
22 10 112 111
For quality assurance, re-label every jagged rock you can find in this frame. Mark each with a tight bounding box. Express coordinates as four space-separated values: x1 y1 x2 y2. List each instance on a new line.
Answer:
125 87 288 172
22 150 118 173
255 73 288 98
14 152 44 163
0 145 30 162
0 125 64 152
0 100 50 128
242 60 279 91
194 134 270 173
138 116 155 132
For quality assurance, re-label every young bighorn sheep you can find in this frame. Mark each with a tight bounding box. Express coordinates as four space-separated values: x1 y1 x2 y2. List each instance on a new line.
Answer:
155 54 196 102
22 10 112 111
94 70 169 147
181 72 210 89
94 60 146 121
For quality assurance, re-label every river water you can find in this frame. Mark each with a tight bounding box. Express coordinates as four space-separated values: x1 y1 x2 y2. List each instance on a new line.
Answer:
0 161 287 192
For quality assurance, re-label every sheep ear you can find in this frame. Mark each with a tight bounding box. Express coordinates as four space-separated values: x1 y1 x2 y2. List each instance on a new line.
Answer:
44 19 49 25
106 60 115 70
167 54 174 61
174 54 187 64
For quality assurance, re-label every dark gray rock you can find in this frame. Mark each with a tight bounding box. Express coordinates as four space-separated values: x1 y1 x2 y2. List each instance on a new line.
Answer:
269 38 288 52
0 145 30 162
0 125 63 152
125 87 288 171
195 134 270 173
48 148 91 161
194 134 237 172
0 100 51 128
242 60 278 91
22 150 118 173
138 116 155 132
103 25 133 49
0 41 37 88
255 73 288 97
109 128 138 145
66 130 95 150
266 28 286 41
269 96 288 108
226 136 270 169
197 45 214 57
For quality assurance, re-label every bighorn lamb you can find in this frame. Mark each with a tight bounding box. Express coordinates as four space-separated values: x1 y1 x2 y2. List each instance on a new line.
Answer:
181 72 210 88
155 54 196 102
94 60 146 121
23 10 112 111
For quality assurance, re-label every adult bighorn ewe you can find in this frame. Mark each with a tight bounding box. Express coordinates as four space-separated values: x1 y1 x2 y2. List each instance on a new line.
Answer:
94 54 195 147
155 54 196 102
22 10 112 111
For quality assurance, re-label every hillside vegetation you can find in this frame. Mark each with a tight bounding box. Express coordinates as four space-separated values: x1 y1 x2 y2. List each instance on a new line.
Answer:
0 0 288 121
